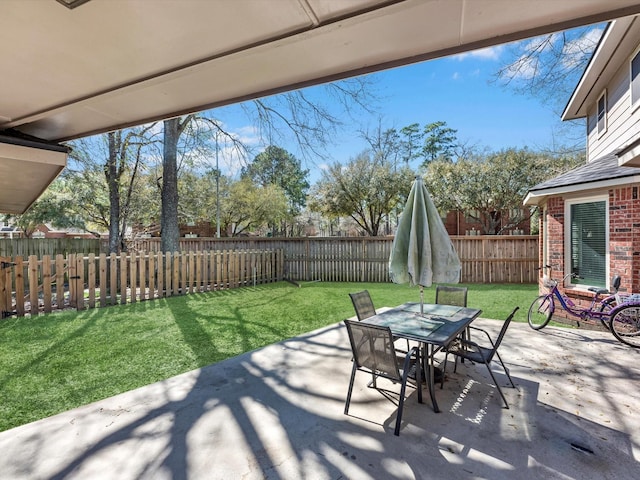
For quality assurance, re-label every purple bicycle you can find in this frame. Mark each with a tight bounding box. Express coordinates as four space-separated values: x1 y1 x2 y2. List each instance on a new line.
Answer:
528 265 640 348
527 265 639 344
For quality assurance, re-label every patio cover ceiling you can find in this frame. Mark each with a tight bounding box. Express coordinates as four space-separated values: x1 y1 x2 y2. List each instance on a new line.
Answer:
2 0 640 214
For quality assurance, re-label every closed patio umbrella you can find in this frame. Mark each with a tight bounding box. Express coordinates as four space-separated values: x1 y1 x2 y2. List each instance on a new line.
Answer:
389 176 461 314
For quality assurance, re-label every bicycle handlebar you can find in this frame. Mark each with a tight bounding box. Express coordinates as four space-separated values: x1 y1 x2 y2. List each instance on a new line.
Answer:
537 264 557 271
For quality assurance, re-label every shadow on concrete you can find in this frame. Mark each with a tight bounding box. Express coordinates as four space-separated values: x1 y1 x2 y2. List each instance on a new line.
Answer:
1 317 639 479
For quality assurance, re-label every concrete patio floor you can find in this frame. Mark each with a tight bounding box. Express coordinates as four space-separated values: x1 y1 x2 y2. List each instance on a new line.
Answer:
1 316 639 479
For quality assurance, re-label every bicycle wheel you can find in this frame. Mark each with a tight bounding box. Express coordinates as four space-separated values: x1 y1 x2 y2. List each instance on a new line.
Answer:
610 304 640 348
598 297 618 330
528 294 554 330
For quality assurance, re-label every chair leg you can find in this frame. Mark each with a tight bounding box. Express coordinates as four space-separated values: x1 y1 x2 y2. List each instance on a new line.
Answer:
394 348 421 436
440 352 448 389
395 368 411 436
414 349 423 404
483 361 510 409
494 350 516 388
344 363 358 415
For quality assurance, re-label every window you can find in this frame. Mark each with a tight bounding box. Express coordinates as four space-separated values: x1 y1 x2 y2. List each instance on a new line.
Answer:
597 90 607 135
632 48 640 109
565 197 607 288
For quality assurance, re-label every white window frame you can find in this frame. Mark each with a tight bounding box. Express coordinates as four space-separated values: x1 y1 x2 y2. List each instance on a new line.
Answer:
564 194 609 289
597 89 607 137
631 46 640 112
542 206 548 268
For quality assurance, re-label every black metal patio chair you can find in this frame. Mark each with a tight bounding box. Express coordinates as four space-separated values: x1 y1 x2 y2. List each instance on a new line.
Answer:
435 285 468 308
441 307 519 408
343 319 422 436
349 290 377 321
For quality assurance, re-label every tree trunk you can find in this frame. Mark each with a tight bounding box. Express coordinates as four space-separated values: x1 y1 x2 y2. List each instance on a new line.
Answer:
106 132 121 254
161 118 181 253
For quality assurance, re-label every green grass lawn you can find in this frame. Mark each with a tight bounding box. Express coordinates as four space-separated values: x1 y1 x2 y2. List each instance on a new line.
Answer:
0 281 537 432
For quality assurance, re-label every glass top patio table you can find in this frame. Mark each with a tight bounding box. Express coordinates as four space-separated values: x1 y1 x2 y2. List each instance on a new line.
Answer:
362 302 482 346
361 302 482 413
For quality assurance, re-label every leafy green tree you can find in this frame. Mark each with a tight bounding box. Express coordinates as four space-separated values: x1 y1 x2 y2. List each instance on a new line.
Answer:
308 151 414 236
242 146 309 211
1 180 82 238
177 169 219 227
361 120 461 168
399 123 422 164
241 145 310 236
422 121 458 165
220 178 289 236
424 148 583 234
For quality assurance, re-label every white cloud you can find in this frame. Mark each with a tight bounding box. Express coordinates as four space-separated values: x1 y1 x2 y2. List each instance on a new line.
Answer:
561 26 604 69
503 27 604 81
505 54 537 80
234 125 261 146
452 72 461 80
520 32 560 56
453 45 505 61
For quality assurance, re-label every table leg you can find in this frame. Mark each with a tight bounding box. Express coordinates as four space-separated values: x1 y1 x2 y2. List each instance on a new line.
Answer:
422 343 440 413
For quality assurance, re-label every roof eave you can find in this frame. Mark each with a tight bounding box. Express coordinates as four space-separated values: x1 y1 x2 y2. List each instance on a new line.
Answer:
524 174 640 206
562 16 637 121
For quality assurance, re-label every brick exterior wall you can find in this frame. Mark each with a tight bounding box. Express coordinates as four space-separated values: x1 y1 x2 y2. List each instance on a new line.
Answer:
540 185 640 327
442 209 531 236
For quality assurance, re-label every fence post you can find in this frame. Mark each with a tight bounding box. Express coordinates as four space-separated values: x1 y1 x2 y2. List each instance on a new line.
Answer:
43 254 52 313
88 253 96 309
305 238 310 282
55 254 65 310
0 256 11 318
109 253 117 305
28 255 39 316
120 252 127 305
361 238 366 283
76 254 85 311
172 251 180 296
67 254 76 308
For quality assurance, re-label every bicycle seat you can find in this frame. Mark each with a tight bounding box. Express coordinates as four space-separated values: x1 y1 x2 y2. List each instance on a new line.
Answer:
611 275 621 293
588 287 609 295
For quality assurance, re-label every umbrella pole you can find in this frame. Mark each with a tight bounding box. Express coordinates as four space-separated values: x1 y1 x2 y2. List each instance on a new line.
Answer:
420 286 424 316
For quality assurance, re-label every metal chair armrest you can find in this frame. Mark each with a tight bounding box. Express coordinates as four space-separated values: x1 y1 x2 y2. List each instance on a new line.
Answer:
468 326 497 348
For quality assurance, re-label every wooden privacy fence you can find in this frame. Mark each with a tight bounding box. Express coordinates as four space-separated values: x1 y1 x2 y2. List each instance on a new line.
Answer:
1 249 283 318
131 235 539 284
0 238 106 257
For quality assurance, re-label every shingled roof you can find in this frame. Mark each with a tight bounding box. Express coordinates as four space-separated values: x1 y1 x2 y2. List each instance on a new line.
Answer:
524 153 640 205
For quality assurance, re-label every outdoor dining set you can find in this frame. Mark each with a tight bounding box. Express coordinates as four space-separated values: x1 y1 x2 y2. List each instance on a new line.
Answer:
344 288 519 436
344 176 518 436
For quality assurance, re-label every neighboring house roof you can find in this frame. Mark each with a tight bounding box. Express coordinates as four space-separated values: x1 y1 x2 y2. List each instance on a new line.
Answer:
524 154 640 205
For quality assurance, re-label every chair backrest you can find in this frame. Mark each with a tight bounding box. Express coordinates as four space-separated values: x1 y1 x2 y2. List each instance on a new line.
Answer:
489 307 520 357
344 319 400 381
435 285 468 307
349 290 377 321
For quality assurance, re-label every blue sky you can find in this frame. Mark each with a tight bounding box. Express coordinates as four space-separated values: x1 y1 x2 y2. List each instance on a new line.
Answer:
326 53 564 158
210 26 602 182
